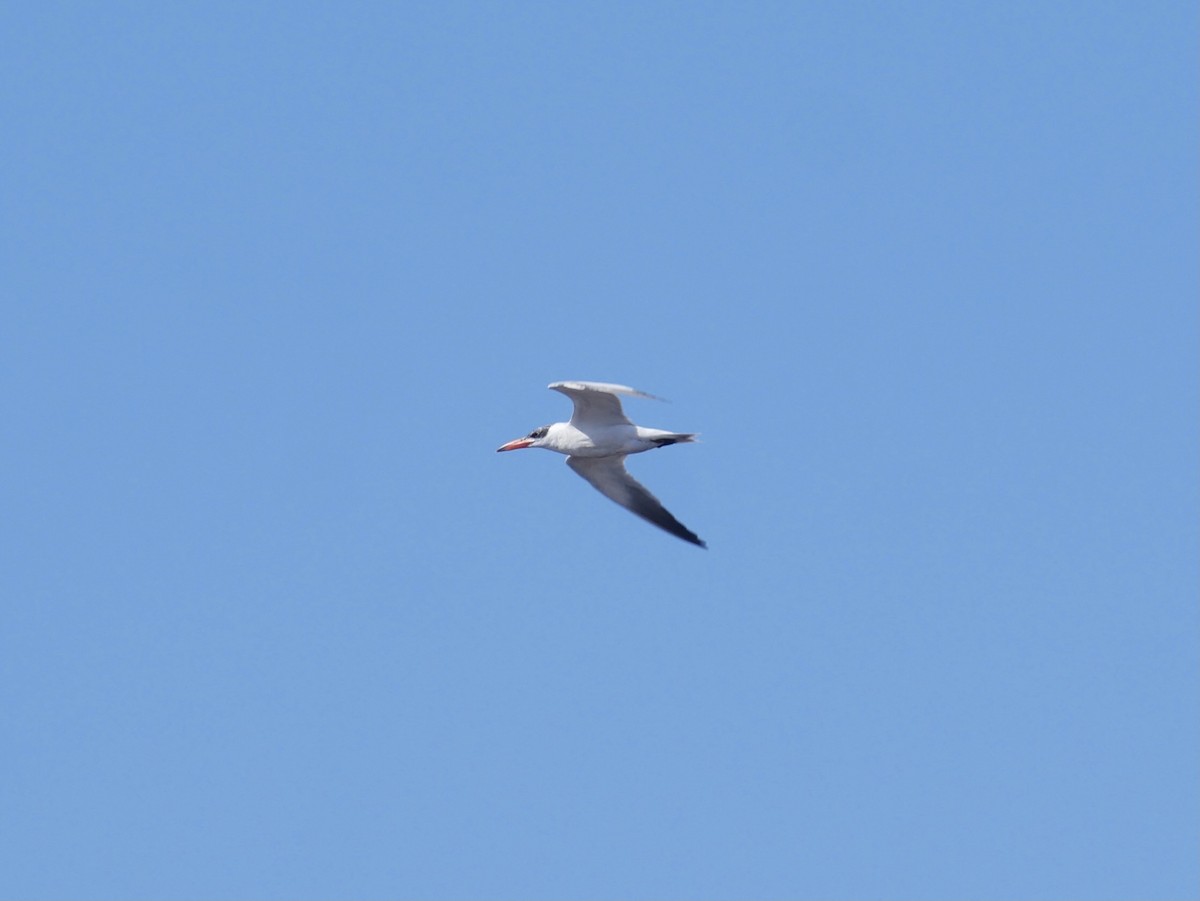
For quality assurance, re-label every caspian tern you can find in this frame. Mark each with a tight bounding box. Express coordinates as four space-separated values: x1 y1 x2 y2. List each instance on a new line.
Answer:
497 381 706 547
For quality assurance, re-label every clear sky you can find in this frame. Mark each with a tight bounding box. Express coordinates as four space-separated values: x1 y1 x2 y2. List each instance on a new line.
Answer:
2 2 1196 899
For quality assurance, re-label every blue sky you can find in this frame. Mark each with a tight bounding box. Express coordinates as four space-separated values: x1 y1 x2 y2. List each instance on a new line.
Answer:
2 2 1196 898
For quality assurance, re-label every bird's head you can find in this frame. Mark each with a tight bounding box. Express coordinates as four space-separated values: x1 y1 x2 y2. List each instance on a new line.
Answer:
496 425 551 452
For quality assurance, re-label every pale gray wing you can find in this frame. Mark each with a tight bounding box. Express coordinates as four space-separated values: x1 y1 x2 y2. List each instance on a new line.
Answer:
566 455 705 547
549 381 661 428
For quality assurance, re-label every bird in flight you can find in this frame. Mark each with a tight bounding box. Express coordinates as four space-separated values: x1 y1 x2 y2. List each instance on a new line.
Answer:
497 381 706 547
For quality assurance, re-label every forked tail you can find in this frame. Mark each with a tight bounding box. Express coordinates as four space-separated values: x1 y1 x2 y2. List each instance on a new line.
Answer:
651 433 698 448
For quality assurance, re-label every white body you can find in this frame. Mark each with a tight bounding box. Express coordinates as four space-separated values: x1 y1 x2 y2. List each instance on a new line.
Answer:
535 421 683 458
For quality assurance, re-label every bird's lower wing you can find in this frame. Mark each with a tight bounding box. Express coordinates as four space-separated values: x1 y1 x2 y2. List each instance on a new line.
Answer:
566 455 705 547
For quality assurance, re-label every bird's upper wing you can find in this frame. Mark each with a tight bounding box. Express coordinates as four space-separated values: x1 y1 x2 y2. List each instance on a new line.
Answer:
566 455 705 547
549 381 661 428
